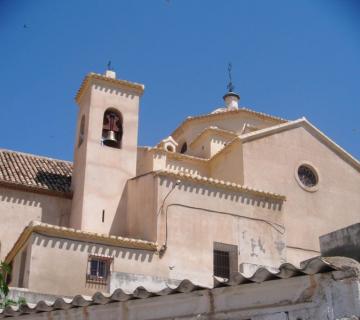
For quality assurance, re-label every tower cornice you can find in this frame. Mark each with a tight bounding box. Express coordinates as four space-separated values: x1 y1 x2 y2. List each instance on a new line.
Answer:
75 72 145 104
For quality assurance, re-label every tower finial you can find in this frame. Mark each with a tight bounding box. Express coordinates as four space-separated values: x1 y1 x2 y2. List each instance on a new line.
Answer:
105 60 116 79
107 60 113 71
227 62 235 92
223 62 240 109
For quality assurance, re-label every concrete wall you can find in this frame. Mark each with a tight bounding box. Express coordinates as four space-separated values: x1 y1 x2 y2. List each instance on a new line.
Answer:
320 223 360 261
241 126 360 266
7 268 360 320
0 186 71 260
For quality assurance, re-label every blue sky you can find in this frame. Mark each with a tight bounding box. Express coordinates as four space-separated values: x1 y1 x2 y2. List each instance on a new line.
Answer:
1 0 359 161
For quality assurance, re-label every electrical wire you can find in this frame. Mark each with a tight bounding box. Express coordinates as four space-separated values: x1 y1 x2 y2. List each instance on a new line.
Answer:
160 202 286 256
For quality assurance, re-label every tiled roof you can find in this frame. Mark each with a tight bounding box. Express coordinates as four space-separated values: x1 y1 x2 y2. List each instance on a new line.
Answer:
0 149 73 197
0 256 358 317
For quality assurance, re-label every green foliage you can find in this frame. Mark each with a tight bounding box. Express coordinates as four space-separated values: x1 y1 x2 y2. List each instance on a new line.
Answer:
0 261 10 298
0 262 27 309
17 297 27 306
0 261 10 308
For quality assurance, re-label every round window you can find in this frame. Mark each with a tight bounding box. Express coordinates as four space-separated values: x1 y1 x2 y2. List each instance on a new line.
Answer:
297 165 318 188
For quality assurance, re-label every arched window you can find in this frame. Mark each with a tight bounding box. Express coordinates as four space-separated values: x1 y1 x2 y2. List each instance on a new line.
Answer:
78 115 85 147
102 109 123 149
180 142 187 154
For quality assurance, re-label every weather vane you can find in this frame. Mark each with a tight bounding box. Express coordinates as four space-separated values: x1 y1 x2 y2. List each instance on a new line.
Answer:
107 60 113 71
227 62 235 92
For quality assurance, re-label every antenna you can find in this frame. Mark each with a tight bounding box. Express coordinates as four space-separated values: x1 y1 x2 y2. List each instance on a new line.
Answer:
227 62 235 92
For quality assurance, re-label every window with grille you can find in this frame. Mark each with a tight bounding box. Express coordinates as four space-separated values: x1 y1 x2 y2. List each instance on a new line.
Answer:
214 250 230 278
86 255 112 284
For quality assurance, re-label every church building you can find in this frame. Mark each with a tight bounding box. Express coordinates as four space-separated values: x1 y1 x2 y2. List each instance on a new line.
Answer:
0 69 359 298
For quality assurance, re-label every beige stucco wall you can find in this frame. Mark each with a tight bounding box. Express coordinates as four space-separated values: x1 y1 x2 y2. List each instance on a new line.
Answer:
0 186 71 260
70 77 141 235
189 133 231 159
137 149 209 177
156 175 286 285
241 126 360 265
136 147 154 176
124 174 157 241
125 173 286 286
9 171 285 297
210 139 244 184
22 233 165 297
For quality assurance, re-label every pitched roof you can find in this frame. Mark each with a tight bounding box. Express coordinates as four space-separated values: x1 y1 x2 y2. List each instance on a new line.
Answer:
238 118 360 172
170 107 288 139
0 149 73 197
0 256 358 317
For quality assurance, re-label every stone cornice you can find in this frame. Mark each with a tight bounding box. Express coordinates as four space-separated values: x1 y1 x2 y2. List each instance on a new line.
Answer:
5 221 158 263
75 73 145 104
150 147 208 163
0 180 73 199
154 170 286 201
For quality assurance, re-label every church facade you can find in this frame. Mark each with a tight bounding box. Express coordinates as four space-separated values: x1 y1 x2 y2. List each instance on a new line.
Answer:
0 69 359 297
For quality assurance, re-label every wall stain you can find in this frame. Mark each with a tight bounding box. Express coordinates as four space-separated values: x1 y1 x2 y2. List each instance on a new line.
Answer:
275 240 286 255
208 289 215 320
251 238 258 257
82 306 89 320
258 238 266 254
296 275 318 303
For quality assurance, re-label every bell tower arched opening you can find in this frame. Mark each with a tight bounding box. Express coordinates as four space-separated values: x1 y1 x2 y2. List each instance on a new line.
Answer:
102 109 123 149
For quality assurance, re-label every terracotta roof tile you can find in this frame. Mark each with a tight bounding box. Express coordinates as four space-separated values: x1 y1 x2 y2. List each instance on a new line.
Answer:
0 149 72 196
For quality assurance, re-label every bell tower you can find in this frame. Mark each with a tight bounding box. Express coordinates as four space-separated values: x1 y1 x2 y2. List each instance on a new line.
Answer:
70 69 144 234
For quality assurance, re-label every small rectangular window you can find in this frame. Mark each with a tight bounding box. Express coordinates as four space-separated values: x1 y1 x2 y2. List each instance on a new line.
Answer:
214 250 230 278
213 242 238 279
86 255 112 284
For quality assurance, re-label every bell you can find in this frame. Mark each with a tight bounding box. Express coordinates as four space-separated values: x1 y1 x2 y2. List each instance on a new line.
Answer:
103 130 118 147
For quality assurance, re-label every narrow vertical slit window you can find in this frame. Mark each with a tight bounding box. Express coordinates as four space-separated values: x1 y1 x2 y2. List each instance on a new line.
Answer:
102 210 105 223
78 115 85 147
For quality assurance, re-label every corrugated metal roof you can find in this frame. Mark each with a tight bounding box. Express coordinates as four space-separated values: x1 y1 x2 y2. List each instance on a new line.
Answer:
1 256 358 318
